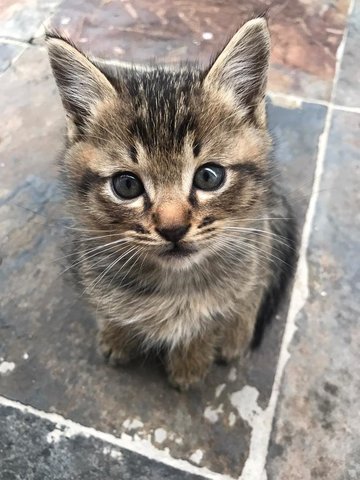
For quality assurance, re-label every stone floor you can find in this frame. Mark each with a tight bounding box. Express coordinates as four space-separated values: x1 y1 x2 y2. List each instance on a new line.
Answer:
0 1 359 479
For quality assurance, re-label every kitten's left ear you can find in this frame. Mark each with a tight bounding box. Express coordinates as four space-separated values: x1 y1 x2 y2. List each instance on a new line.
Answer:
46 32 118 135
204 17 270 111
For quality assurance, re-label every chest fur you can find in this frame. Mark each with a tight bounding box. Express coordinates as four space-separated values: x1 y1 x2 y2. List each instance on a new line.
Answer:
98 279 240 348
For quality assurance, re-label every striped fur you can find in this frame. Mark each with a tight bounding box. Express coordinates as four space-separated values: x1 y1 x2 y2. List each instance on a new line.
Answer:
47 17 297 390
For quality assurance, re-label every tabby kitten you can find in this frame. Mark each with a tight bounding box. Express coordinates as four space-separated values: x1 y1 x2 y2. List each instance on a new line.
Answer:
47 17 297 390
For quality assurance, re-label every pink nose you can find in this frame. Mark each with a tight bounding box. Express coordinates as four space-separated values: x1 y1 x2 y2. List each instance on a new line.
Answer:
154 201 190 242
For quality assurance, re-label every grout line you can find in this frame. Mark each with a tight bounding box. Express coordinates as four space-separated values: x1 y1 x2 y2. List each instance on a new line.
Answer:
0 395 234 480
332 104 360 114
0 1 61 77
0 3 356 480
267 91 360 114
267 90 329 108
238 1 354 479
1 35 359 113
0 37 34 47
98 62 360 114
0 46 28 79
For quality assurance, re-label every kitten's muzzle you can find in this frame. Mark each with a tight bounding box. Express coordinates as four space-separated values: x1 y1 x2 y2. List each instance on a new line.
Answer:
156 225 190 243
160 242 196 258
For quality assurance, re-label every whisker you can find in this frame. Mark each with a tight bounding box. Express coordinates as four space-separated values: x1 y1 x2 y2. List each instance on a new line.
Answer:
214 237 271 270
221 231 292 258
209 242 247 267
226 236 293 268
104 247 143 291
216 233 279 264
53 236 130 263
85 246 138 294
63 225 118 234
125 235 157 244
51 236 129 262
56 239 132 277
223 227 296 250
69 232 120 242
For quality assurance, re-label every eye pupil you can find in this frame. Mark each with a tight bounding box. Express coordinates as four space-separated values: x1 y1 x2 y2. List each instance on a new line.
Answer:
203 171 210 182
193 163 225 191
112 172 144 199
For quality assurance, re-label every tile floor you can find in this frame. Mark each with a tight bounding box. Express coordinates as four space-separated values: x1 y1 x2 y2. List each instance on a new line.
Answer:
0 1 359 479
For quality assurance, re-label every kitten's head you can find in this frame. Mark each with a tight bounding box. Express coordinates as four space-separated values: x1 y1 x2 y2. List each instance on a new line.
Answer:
47 18 271 270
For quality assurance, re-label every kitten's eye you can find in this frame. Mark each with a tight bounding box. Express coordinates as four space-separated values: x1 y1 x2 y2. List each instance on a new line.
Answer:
193 163 225 191
112 172 144 199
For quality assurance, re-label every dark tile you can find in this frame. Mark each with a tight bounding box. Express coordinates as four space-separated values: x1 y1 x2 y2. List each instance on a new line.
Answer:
50 0 350 100
267 98 328 221
335 1 360 107
266 110 360 479
0 47 64 192
0 49 326 477
0 404 203 480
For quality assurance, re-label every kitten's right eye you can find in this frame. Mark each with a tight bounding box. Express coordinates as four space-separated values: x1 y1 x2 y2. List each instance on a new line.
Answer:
112 172 144 200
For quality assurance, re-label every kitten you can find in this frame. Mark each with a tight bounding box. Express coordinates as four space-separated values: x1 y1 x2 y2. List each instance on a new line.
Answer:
47 16 297 390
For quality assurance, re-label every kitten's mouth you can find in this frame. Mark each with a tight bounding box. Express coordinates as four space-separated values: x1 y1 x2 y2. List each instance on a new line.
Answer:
159 243 197 259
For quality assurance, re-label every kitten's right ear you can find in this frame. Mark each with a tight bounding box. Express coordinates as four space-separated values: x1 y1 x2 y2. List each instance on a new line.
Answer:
46 32 117 134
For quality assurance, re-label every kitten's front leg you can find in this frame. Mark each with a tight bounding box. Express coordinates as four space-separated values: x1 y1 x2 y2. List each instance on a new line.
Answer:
166 333 217 391
97 317 138 366
217 296 261 363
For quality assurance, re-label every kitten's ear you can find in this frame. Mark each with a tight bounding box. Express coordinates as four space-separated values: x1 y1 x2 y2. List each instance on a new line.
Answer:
46 32 117 133
204 17 270 111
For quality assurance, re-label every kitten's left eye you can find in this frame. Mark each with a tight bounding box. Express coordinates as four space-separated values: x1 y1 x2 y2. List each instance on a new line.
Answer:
193 163 225 191
112 172 144 199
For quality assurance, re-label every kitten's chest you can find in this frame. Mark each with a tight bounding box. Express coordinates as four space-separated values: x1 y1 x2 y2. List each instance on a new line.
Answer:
96 261 251 347
138 288 224 346
114 276 239 348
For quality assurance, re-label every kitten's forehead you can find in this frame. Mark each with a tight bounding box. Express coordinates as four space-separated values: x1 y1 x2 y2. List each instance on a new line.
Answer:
123 67 202 154
104 67 202 183
80 64 268 193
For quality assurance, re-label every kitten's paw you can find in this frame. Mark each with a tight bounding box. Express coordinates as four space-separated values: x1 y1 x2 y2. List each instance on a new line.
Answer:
167 370 204 391
166 336 214 390
216 344 247 365
166 360 209 391
97 331 132 366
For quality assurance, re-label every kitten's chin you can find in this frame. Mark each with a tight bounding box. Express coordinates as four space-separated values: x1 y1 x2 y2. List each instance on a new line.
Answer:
156 243 203 270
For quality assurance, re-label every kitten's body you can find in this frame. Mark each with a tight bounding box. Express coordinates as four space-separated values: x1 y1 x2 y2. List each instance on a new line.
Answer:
48 17 297 389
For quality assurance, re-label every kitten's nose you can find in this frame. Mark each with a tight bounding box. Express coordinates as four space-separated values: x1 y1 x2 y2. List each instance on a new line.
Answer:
156 225 189 243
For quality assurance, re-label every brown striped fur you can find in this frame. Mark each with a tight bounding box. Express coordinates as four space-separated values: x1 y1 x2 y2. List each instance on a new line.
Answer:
47 17 297 390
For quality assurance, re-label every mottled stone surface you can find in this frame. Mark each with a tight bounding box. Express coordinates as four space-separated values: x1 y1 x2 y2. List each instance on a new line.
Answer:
0 41 327 477
0 42 24 72
335 0 360 107
50 0 350 100
266 111 360 479
0 47 63 192
1 0 359 478
0 404 203 480
0 0 59 41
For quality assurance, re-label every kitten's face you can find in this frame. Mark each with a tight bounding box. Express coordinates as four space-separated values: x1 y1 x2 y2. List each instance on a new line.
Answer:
48 18 271 269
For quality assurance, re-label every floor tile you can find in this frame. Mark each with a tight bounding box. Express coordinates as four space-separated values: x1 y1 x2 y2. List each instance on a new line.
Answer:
50 0 350 100
0 404 203 480
0 47 64 192
266 110 360 479
0 43 25 73
0 47 327 478
0 0 58 41
335 0 360 107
